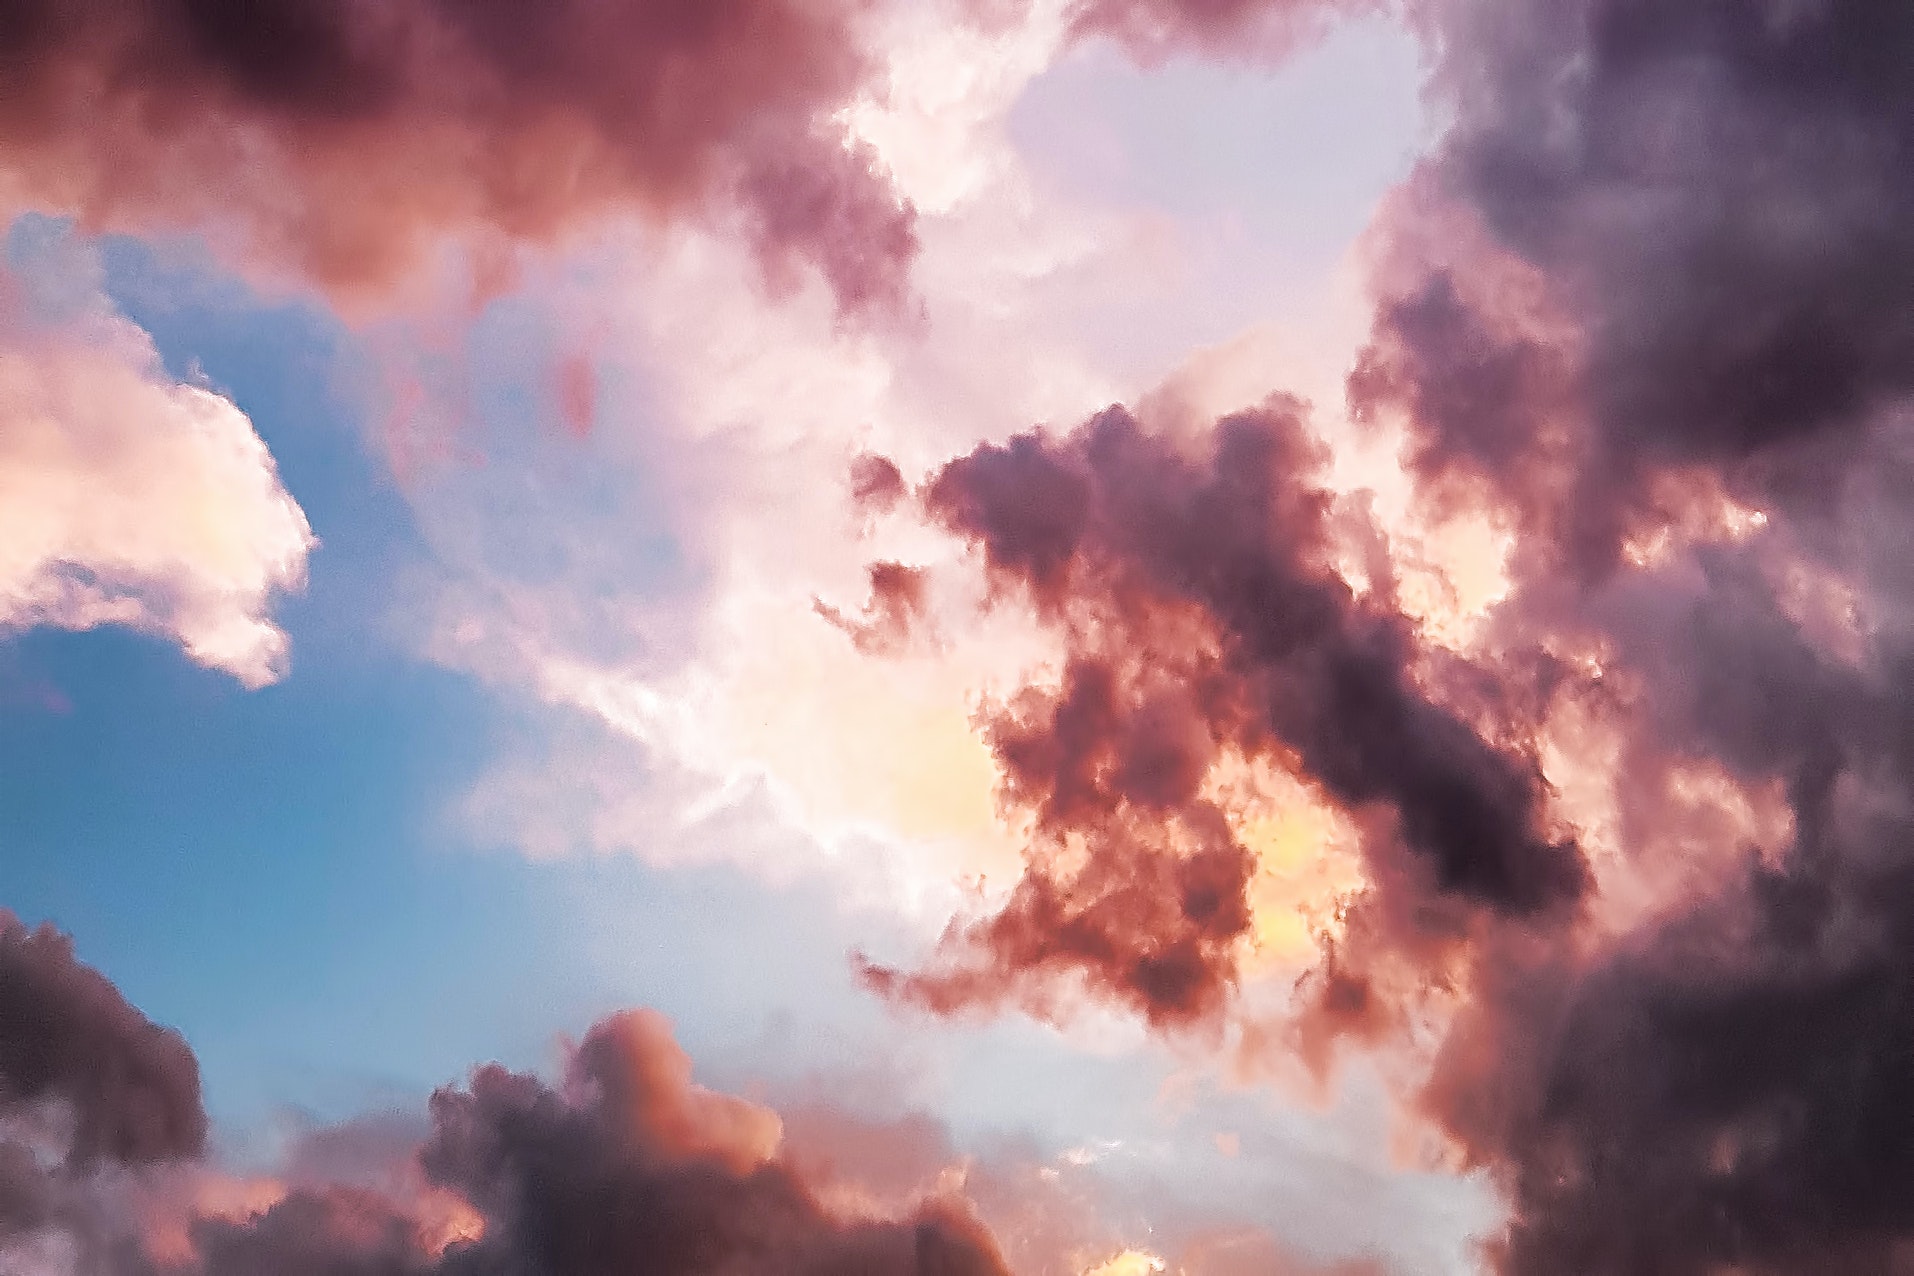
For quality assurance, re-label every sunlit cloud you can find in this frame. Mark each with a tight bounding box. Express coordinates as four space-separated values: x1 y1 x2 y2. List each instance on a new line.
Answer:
0 225 312 686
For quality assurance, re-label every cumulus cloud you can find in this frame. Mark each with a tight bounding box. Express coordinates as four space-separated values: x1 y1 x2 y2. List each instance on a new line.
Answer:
858 402 1580 1029
0 0 916 313
0 910 205 1273
1317 2 1914 1270
0 912 1011 1276
0 232 312 686
0 912 206 1174
184 1010 1007 1276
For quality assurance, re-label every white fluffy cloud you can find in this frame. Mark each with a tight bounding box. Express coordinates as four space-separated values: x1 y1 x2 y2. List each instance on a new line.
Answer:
0 240 313 686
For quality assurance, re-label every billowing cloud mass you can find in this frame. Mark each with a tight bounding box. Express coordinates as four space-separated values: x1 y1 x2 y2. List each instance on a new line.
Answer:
0 913 1008 1275
1349 1 1914 1271
190 1011 1008 1275
0 907 1424 1274
840 1 1914 1271
0 910 206 1274
859 402 1581 1029
0 912 206 1173
0 0 916 311
0 239 312 686
1358 0 1914 576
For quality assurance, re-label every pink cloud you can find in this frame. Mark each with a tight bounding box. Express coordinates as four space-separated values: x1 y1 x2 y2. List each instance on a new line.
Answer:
0 0 916 314
0 247 312 686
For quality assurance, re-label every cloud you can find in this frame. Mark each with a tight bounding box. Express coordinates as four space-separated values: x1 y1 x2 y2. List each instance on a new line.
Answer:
0 910 205 1274
804 4 1914 1267
0 228 312 686
1064 0 1380 63
0 913 1011 1275
2 903 1465 1273
0 0 915 313
1357 0 1914 575
816 561 934 656
30 1 1914 1272
415 1011 1005 1275
159 4 1914 1267
0 912 206 1173
1326 1 1914 1270
245 3 1914 1269
857 402 1581 1029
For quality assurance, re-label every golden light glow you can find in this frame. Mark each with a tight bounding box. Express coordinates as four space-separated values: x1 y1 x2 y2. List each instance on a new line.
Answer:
415 1188 487 1255
1621 469 1769 570
137 1174 287 1267
1389 512 1513 653
1211 755 1366 970
1084 1250 1168 1276
710 599 1029 887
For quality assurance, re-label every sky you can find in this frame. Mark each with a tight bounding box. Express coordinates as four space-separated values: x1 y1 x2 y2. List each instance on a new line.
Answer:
1 1 1911 1273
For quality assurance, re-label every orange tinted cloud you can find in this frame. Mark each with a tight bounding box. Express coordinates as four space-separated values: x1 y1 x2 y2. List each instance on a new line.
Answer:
0 916 1011 1275
861 403 1581 1030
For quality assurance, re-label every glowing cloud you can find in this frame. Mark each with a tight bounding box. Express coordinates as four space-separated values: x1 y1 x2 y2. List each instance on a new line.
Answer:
0 238 312 686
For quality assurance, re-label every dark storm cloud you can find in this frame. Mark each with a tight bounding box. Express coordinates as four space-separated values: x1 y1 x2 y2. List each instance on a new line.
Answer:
1359 0 1914 572
1335 1 1914 1269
